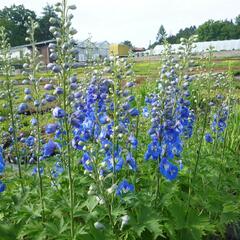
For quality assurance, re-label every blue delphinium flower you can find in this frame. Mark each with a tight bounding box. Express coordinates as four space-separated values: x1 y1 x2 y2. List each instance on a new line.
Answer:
104 150 124 172
32 167 44 176
45 123 59 134
0 180 6 193
159 158 178 181
80 152 93 172
43 140 60 157
116 180 134 196
144 45 195 181
30 118 38 126
126 152 137 171
51 162 64 178
53 107 66 118
18 103 28 113
144 138 161 161
54 87 64 95
45 94 56 102
44 84 54 90
205 133 213 143
0 149 5 173
128 134 138 149
25 136 35 147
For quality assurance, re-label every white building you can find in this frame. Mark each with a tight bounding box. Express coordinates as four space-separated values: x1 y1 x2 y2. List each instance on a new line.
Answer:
77 40 110 62
152 39 240 55
10 45 30 59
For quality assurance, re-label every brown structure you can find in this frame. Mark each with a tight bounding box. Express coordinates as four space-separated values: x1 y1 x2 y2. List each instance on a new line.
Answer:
26 40 56 65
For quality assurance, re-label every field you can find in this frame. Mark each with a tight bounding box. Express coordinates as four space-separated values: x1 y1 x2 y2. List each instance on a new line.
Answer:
0 3 240 240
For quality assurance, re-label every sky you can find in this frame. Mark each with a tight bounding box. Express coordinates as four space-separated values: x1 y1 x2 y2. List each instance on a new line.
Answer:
0 0 239 47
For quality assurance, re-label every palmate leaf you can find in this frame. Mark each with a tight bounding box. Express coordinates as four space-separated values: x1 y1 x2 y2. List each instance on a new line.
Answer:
0 224 20 240
220 201 240 224
169 201 215 239
85 195 99 212
18 221 46 240
133 205 164 239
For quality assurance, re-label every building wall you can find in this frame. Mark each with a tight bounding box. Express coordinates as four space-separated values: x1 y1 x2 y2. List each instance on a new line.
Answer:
109 44 129 57
38 46 49 65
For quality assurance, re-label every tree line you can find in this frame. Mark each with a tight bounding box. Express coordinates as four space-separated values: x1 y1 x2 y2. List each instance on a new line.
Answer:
150 15 240 48
0 4 59 47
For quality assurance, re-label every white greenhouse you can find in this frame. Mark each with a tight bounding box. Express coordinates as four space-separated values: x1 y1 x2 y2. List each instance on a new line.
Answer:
152 39 240 55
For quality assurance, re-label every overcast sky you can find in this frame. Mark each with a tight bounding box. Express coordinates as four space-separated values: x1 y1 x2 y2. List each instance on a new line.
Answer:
0 0 239 47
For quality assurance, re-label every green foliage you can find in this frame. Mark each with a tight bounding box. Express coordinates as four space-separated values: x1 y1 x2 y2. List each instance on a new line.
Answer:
0 5 36 46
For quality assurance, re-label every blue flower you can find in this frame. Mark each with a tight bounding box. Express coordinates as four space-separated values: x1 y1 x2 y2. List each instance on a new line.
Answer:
144 139 161 160
0 180 6 193
43 140 60 157
52 162 64 178
205 133 213 143
30 118 38 126
104 151 124 172
80 152 93 172
129 108 139 117
32 167 44 176
25 136 35 147
116 180 134 196
24 88 31 94
159 158 178 181
142 107 149 118
45 123 59 134
126 152 137 171
44 84 54 90
18 103 28 113
54 87 64 95
128 134 138 149
45 95 56 102
0 152 5 173
72 136 84 150
53 107 66 118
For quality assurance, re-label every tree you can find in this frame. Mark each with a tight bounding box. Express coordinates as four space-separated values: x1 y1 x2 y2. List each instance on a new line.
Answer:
156 25 167 44
0 5 36 46
35 4 60 42
235 15 240 25
197 20 238 41
122 40 133 49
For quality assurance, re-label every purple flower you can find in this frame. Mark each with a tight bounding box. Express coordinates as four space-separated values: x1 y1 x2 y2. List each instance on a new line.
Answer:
53 107 66 118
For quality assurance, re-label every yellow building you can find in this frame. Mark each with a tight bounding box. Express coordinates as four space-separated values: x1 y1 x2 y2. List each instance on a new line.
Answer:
109 44 129 57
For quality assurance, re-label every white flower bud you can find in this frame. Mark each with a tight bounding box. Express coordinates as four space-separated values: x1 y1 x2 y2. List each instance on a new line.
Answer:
107 184 117 194
120 215 130 230
94 222 105 230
